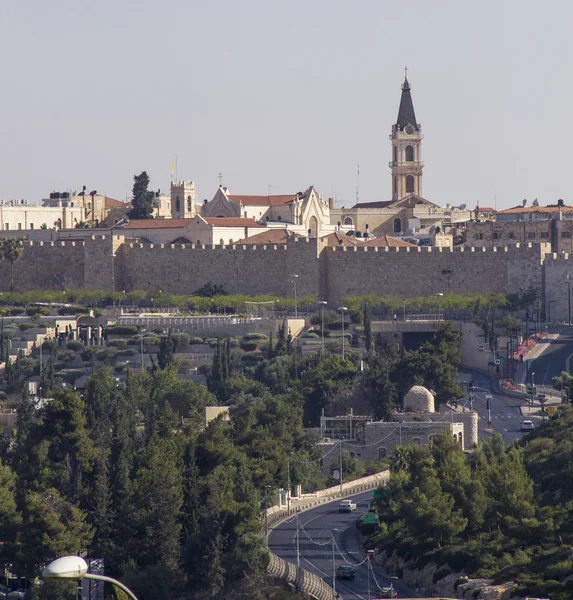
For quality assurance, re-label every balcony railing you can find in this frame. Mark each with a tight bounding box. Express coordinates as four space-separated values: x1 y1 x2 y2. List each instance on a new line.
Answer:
388 161 425 168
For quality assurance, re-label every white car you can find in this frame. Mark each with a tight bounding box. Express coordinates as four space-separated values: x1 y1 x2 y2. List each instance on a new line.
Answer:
339 499 357 512
521 420 535 431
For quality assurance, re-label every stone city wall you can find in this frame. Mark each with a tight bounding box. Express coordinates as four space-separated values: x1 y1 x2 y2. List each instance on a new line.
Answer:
116 236 320 297
322 243 544 304
2 238 569 321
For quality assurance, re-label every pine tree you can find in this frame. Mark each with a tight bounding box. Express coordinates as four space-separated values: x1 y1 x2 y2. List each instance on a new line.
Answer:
129 434 183 572
364 303 373 356
127 171 155 220
157 331 175 370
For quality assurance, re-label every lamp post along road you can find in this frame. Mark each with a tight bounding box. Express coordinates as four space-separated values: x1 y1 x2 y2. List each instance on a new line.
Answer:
43 556 138 600
292 274 299 318
436 292 444 322
317 301 327 354
338 306 348 359
331 529 339 595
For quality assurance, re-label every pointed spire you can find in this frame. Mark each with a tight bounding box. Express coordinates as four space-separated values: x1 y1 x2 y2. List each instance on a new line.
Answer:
396 74 419 131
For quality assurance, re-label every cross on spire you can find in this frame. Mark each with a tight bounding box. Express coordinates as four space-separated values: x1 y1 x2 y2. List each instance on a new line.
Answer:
404 66 408 79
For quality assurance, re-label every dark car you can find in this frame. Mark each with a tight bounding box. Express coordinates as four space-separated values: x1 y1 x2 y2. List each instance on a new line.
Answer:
336 565 356 580
377 587 398 598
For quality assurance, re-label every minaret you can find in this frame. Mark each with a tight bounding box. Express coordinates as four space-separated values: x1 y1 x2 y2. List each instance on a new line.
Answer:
390 73 424 201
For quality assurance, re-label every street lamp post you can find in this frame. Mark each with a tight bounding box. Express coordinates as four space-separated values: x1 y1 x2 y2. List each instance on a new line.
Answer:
548 300 556 329
531 371 535 408
436 292 444 322
331 529 339 595
338 439 344 494
338 306 348 359
317 301 327 354
292 274 299 318
43 556 138 600
264 485 272 537
566 274 572 325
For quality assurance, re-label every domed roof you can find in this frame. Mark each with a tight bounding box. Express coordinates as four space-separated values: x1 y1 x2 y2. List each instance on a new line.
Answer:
404 385 435 413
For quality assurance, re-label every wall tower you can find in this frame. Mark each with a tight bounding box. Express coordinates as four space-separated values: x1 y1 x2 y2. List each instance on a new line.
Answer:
170 180 196 219
390 76 424 201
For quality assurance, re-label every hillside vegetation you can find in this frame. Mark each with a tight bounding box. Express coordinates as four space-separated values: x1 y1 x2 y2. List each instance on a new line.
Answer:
373 409 573 600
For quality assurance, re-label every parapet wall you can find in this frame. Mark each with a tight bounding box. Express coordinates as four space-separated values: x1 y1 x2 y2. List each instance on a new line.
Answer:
116 237 320 297
2 238 570 316
323 243 544 302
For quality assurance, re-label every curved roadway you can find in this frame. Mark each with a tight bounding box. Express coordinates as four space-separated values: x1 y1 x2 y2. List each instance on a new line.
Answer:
269 491 418 600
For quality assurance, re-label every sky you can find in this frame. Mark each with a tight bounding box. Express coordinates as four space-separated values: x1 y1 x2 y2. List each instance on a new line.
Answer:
1 0 572 210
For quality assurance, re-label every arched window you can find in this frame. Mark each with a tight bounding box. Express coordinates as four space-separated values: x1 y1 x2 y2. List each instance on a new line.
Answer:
219 239 224 245
406 175 415 193
405 145 414 161
344 217 353 226
393 218 401 233
393 176 397 194
175 196 180 212
378 447 387 460
187 195 192 211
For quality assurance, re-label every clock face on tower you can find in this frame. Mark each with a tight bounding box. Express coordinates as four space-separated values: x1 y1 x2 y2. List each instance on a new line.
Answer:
405 124 415 135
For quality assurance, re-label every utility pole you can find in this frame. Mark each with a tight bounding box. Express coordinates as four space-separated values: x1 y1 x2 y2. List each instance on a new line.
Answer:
331 529 338 595
296 512 300 567
338 440 343 494
287 453 292 514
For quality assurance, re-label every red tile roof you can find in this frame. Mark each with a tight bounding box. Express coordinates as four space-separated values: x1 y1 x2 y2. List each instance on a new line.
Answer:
320 232 363 247
496 205 573 214
105 197 126 209
228 194 296 207
235 229 301 245
362 235 415 248
475 206 496 212
204 217 262 227
122 218 193 229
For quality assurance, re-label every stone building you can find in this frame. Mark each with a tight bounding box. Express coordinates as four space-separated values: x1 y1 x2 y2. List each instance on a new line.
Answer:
202 185 335 238
318 386 476 474
330 77 471 241
466 200 573 254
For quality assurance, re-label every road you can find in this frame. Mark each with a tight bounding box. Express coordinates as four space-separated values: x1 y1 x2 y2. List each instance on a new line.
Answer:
527 326 573 389
458 369 525 444
269 491 417 600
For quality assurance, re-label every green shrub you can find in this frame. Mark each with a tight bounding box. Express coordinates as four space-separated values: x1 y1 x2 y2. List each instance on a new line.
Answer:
172 332 190 351
303 332 320 338
67 340 84 352
108 339 128 348
243 333 269 341
58 306 90 315
96 348 117 361
142 336 161 346
106 325 138 336
240 341 258 352
117 348 138 356
18 322 38 331
240 354 265 363
26 307 50 317
188 336 205 345
8 309 24 316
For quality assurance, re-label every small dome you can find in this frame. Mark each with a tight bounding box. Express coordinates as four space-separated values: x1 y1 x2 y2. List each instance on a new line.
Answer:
404 385 435 413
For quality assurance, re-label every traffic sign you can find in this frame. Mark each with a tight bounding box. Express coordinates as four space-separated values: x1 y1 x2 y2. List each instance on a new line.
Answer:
363 514 380 524
494 359 500 365
527 386 537 395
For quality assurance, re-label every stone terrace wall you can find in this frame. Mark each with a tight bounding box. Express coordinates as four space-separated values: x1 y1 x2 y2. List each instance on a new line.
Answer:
322 243 545 304
0 240 86 291
116 237 320 296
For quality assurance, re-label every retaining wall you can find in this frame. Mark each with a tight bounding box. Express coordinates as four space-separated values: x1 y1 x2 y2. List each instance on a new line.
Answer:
265 470 389 600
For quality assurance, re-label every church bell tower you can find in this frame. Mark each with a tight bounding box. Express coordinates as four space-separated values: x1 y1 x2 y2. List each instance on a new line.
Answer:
390 74 424 201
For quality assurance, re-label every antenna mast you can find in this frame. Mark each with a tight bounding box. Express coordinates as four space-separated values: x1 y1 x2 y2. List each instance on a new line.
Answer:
356 164 360 204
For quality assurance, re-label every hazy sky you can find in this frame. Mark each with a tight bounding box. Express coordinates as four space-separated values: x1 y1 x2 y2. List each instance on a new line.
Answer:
1 1 572 210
